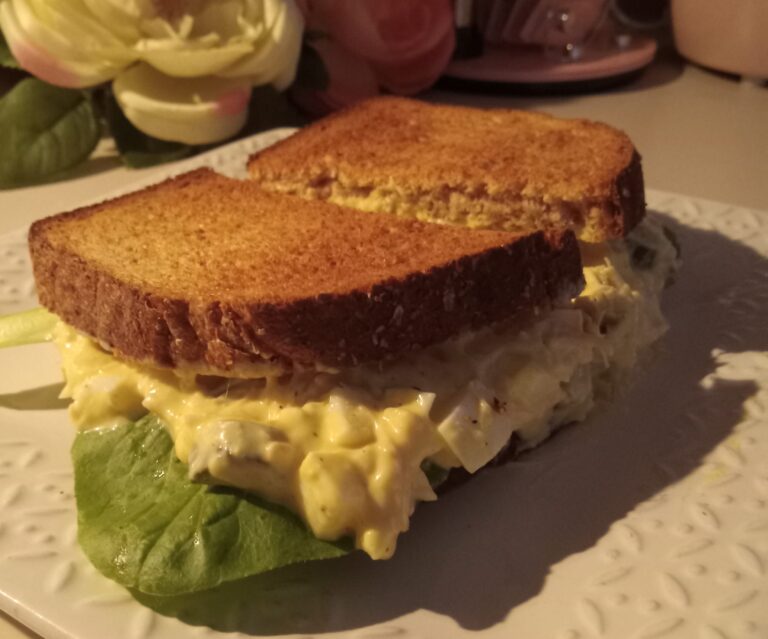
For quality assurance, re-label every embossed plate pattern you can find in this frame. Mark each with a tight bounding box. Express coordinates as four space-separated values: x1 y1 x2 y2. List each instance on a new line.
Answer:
0 130 766 639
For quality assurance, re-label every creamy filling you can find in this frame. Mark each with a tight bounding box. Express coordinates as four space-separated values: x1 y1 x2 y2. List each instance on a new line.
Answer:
266 179 607 242
55 216 678 560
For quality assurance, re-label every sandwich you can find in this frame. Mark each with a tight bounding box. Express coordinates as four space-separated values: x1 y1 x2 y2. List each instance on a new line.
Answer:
23 168 587 595
11 99 679 597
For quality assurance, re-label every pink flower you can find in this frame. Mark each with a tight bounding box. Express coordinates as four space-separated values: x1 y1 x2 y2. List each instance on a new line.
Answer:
297 0 454 111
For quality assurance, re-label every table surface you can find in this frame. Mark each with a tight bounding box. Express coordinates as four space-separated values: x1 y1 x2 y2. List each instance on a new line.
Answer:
1 50 767 639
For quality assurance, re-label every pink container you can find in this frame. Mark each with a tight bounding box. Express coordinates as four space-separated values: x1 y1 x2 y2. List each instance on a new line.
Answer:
671 0 768 79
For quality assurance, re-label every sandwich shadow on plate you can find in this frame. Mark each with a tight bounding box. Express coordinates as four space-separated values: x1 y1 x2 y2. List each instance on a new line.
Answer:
0 383 68 410
131 211 768 635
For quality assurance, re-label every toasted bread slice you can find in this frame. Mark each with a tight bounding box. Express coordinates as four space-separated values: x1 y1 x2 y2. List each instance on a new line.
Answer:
29 168 583 375
247 97 645 243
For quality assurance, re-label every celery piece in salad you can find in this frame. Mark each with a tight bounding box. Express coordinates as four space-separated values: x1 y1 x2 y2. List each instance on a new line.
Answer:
0 307 57 348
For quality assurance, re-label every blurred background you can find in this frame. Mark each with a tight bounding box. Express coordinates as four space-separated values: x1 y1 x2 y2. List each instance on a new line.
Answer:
0 0 766 210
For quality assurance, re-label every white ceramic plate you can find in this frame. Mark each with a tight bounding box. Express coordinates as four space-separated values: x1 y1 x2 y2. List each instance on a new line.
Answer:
0 131 767 639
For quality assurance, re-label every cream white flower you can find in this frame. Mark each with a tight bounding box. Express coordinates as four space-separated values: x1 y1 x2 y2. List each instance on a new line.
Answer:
0 0 304 143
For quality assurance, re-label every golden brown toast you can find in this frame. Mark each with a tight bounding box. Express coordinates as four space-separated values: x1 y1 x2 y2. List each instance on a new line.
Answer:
29 168 583 375
247 97 645 243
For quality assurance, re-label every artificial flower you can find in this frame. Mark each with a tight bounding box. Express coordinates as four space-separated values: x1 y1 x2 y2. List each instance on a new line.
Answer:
297 0 454 113
0 0 304 143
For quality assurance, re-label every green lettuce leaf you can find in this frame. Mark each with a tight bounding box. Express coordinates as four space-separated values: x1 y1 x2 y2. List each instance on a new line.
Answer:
0 308 57 348
0 78 100 187
73 416 351 595
131 561 338 634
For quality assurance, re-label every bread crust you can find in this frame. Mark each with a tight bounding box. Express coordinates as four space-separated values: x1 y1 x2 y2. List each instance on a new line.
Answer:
29 169 584 374
612 150 646 237
247 96 646 242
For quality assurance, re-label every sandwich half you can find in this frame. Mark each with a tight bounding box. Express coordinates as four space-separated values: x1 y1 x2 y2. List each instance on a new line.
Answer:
247 96 680 408
28 168 588 594
246 96 645 243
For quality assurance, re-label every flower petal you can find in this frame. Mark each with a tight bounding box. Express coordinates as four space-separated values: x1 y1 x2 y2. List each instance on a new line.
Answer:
307 0 453 65
0 0 133 87
113 63 251 145
374 27 455 95
0 7 79 87
79 0 143 42
139 41 254 77
218 0 304 89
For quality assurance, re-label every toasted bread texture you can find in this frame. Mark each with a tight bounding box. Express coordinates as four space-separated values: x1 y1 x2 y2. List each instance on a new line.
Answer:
247 97 645 243
29 169 584 374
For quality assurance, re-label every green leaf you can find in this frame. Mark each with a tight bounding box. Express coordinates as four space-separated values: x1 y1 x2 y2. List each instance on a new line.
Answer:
0 308 57 348
293 43 329 91
73 416 350 595
0 31 20 69
131 560 339 634
0 79 100 187
101 90 193 168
